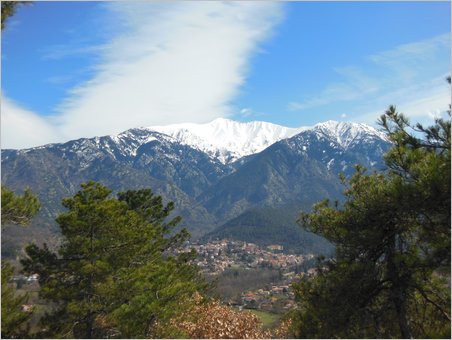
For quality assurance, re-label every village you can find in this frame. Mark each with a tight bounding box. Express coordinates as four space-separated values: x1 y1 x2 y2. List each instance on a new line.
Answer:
12 239 318 316
178 239 318 314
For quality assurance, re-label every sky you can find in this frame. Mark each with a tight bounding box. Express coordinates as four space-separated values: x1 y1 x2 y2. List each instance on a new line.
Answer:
1 1 450 149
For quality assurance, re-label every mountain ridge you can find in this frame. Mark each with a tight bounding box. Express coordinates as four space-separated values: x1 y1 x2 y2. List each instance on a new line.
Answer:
1 118 391 257
5 118 387 166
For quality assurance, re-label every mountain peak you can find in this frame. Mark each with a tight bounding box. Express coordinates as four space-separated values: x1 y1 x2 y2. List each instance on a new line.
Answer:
149 118 305 164
311 120 388 149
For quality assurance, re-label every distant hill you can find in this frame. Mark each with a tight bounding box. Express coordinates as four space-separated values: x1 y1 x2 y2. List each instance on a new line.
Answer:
202 204 334 255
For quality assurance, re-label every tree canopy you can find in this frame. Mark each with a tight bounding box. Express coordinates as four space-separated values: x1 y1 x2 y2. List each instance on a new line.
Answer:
291 107 450 338
21 182 207 338
1 185 40 338
1 185 40 226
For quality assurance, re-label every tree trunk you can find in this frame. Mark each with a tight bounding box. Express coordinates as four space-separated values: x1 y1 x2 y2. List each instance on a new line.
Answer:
86 314 94 339
392 288 412 338
387 235 412 339
86 223 95 338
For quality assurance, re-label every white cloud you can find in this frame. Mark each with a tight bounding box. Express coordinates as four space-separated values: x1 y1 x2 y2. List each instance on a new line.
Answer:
3 2 283 149
56 2 283 140
1 97 60 149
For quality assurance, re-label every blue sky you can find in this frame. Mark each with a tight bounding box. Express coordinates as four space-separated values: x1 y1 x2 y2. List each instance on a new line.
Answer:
1 1 450 149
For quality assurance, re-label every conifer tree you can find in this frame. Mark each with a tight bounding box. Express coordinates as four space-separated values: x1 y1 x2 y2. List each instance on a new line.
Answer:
291 106 450 338
1 185 40 226
1 186 40 338
21 182 206 338
1 262 31 338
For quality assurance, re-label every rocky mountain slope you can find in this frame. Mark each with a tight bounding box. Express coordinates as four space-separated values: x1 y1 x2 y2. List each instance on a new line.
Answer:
198 121 390 220
1 119 390 256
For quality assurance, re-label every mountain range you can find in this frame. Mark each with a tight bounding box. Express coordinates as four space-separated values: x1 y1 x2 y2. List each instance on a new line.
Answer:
1 118 390 257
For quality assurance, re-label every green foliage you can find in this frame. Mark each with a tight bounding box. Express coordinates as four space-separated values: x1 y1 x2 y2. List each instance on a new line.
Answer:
1 185 40 226
291 107 451 338
248 309 281 329
1 1 31 30
21 182 207 338
1 262 31 338
380 105 451 271
1 185 39 337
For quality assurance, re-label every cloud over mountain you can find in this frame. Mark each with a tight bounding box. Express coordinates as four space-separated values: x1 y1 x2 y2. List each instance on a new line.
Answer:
2 2 283 149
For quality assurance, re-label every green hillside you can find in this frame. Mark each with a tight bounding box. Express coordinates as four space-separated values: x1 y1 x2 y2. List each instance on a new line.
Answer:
203 204 334 256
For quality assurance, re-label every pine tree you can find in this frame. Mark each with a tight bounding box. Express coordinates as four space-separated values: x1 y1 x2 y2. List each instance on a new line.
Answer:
1 185 40 226
21 182 206 338
1 262 31 338
290 107 451 338
1 186 40 338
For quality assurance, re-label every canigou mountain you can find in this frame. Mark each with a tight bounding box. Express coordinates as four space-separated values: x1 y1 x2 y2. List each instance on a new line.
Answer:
1 118 391 255
150 118 306 164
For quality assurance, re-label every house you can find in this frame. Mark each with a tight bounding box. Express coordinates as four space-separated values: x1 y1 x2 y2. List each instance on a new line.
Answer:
267 244 283 252
21 304 34 312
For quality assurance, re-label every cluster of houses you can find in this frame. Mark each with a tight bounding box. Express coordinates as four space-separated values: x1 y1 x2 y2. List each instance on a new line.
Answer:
175 239 319 314
239 285 295 312
178 239 313 275
11 240 319 316
237 269 319 313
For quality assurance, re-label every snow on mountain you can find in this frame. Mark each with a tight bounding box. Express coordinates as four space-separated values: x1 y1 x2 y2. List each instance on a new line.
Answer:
17 118 387 167
149 118 306 164
312 120 389 149
147 118 388 164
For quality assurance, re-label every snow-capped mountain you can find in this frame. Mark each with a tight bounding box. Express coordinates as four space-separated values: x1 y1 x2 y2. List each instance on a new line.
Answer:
2 117 391 252
311 120 388 149
11 118 387 167
149 118 306 164
148 118 388 164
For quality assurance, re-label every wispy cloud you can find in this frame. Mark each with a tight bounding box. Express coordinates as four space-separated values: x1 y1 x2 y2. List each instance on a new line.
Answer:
357 74 451 126
3 2 283 149
369 34 449 69
288 33 450 123
44 75 74 85
238 107 266 118
40 44 106 61
287 81 376 112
